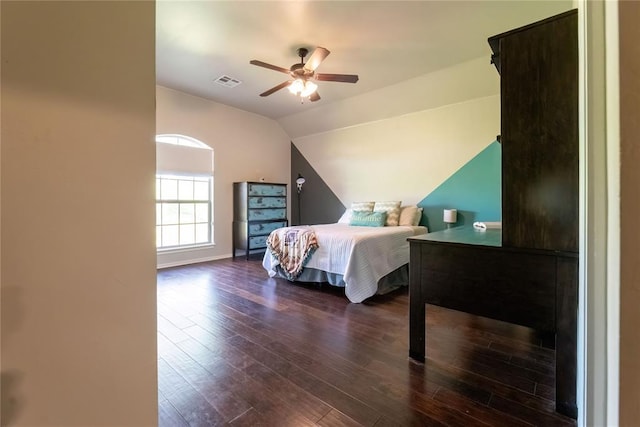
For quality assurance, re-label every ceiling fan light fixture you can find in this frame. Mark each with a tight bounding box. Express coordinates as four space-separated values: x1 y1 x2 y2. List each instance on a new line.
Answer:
300 81 317 97
288 78 305 95
288 79 317 98
251 46 357 101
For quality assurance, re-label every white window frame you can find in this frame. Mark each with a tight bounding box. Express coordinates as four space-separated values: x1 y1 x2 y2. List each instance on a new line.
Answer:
156 134 214 251
156 174 213 250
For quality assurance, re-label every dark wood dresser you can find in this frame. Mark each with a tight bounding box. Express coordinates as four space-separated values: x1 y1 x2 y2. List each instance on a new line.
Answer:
491 9 579 253
408 9 578 419
408 228 577 417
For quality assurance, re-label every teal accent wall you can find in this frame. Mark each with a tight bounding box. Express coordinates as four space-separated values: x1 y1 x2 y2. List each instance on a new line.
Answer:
418 141 501 232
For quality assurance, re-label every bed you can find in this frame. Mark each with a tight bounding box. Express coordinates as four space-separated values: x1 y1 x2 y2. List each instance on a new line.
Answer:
262 214 427 303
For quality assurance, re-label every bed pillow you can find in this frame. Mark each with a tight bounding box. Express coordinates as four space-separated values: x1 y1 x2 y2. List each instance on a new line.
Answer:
350 210 387 227
339 202 374 223
337 208 353 224
413 207 423 226
373 201 401 226
399 206 423 226
350 201 375 212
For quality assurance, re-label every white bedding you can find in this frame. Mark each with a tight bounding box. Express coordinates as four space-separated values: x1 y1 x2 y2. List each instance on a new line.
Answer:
262 223 427 303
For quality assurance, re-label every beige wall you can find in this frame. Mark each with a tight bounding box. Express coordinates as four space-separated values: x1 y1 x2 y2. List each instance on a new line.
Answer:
0 0 3 417
1 2 157 426
619 0 639 423
156 86 291 267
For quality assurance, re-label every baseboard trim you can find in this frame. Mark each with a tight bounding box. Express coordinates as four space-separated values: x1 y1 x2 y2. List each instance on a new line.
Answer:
157 253 232 269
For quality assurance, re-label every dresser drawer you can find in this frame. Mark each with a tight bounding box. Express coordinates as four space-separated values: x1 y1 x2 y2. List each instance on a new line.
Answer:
248 183 286 197
249 221 287 236
248 196 286 209
248 208 286 221
248 235 268 249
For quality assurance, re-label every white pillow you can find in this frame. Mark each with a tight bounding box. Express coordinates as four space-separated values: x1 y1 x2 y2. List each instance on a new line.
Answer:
413 207 423 226
399 206 423 226
373 201 401 226
338 208 353 224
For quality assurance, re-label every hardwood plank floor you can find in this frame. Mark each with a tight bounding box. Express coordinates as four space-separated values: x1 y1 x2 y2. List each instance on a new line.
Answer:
158 257 577 427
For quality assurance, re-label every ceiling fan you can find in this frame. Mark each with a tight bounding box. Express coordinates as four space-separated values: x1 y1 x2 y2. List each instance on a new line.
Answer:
250 47 359 102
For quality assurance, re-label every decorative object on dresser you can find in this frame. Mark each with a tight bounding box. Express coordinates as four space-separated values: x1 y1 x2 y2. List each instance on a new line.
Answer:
409 9 579 420
443 208 457 228
233 182 288 260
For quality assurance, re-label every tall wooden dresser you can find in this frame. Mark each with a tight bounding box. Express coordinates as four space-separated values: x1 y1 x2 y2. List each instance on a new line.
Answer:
490 9 579 253
408 10 578 419
232 182 288 260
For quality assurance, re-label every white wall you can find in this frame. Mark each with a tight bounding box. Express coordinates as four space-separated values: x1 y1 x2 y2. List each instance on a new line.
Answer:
292 58 500 206
156 86 291 267
279 57 499 139
1 2 157 426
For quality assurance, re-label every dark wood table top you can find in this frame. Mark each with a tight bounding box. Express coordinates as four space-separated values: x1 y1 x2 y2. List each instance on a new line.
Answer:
408 226 502 247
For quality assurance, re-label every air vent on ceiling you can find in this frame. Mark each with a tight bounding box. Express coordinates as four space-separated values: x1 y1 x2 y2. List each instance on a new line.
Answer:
214 75 242 88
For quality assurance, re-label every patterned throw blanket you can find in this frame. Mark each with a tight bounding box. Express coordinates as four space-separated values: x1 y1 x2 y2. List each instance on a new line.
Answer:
266 227 318 281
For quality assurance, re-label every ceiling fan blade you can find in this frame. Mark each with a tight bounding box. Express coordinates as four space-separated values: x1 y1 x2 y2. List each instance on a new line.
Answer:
309 91 321 102
260 81 292 97
316 73 359 83
250 60 290 74
303 47 330 72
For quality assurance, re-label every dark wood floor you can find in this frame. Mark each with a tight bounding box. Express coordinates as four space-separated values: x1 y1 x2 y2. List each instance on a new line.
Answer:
157 257 577 427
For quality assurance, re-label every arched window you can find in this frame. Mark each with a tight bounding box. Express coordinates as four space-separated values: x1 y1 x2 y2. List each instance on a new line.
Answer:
156 134 210 149
156 134 214 249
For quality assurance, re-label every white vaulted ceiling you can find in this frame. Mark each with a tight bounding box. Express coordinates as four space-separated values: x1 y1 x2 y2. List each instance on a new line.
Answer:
156 1 573 126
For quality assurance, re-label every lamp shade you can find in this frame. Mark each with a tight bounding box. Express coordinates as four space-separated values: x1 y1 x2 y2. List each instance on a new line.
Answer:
443 209 457 224
296 173 305 192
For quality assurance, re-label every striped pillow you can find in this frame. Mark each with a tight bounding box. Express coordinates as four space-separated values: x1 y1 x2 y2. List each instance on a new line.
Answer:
374 201 401 226
350 201 375 212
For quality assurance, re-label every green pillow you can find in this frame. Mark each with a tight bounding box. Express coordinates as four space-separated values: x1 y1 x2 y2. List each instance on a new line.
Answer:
350 210 387 227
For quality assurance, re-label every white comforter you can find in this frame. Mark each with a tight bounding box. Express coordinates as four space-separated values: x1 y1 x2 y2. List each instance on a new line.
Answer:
262 223 427 303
